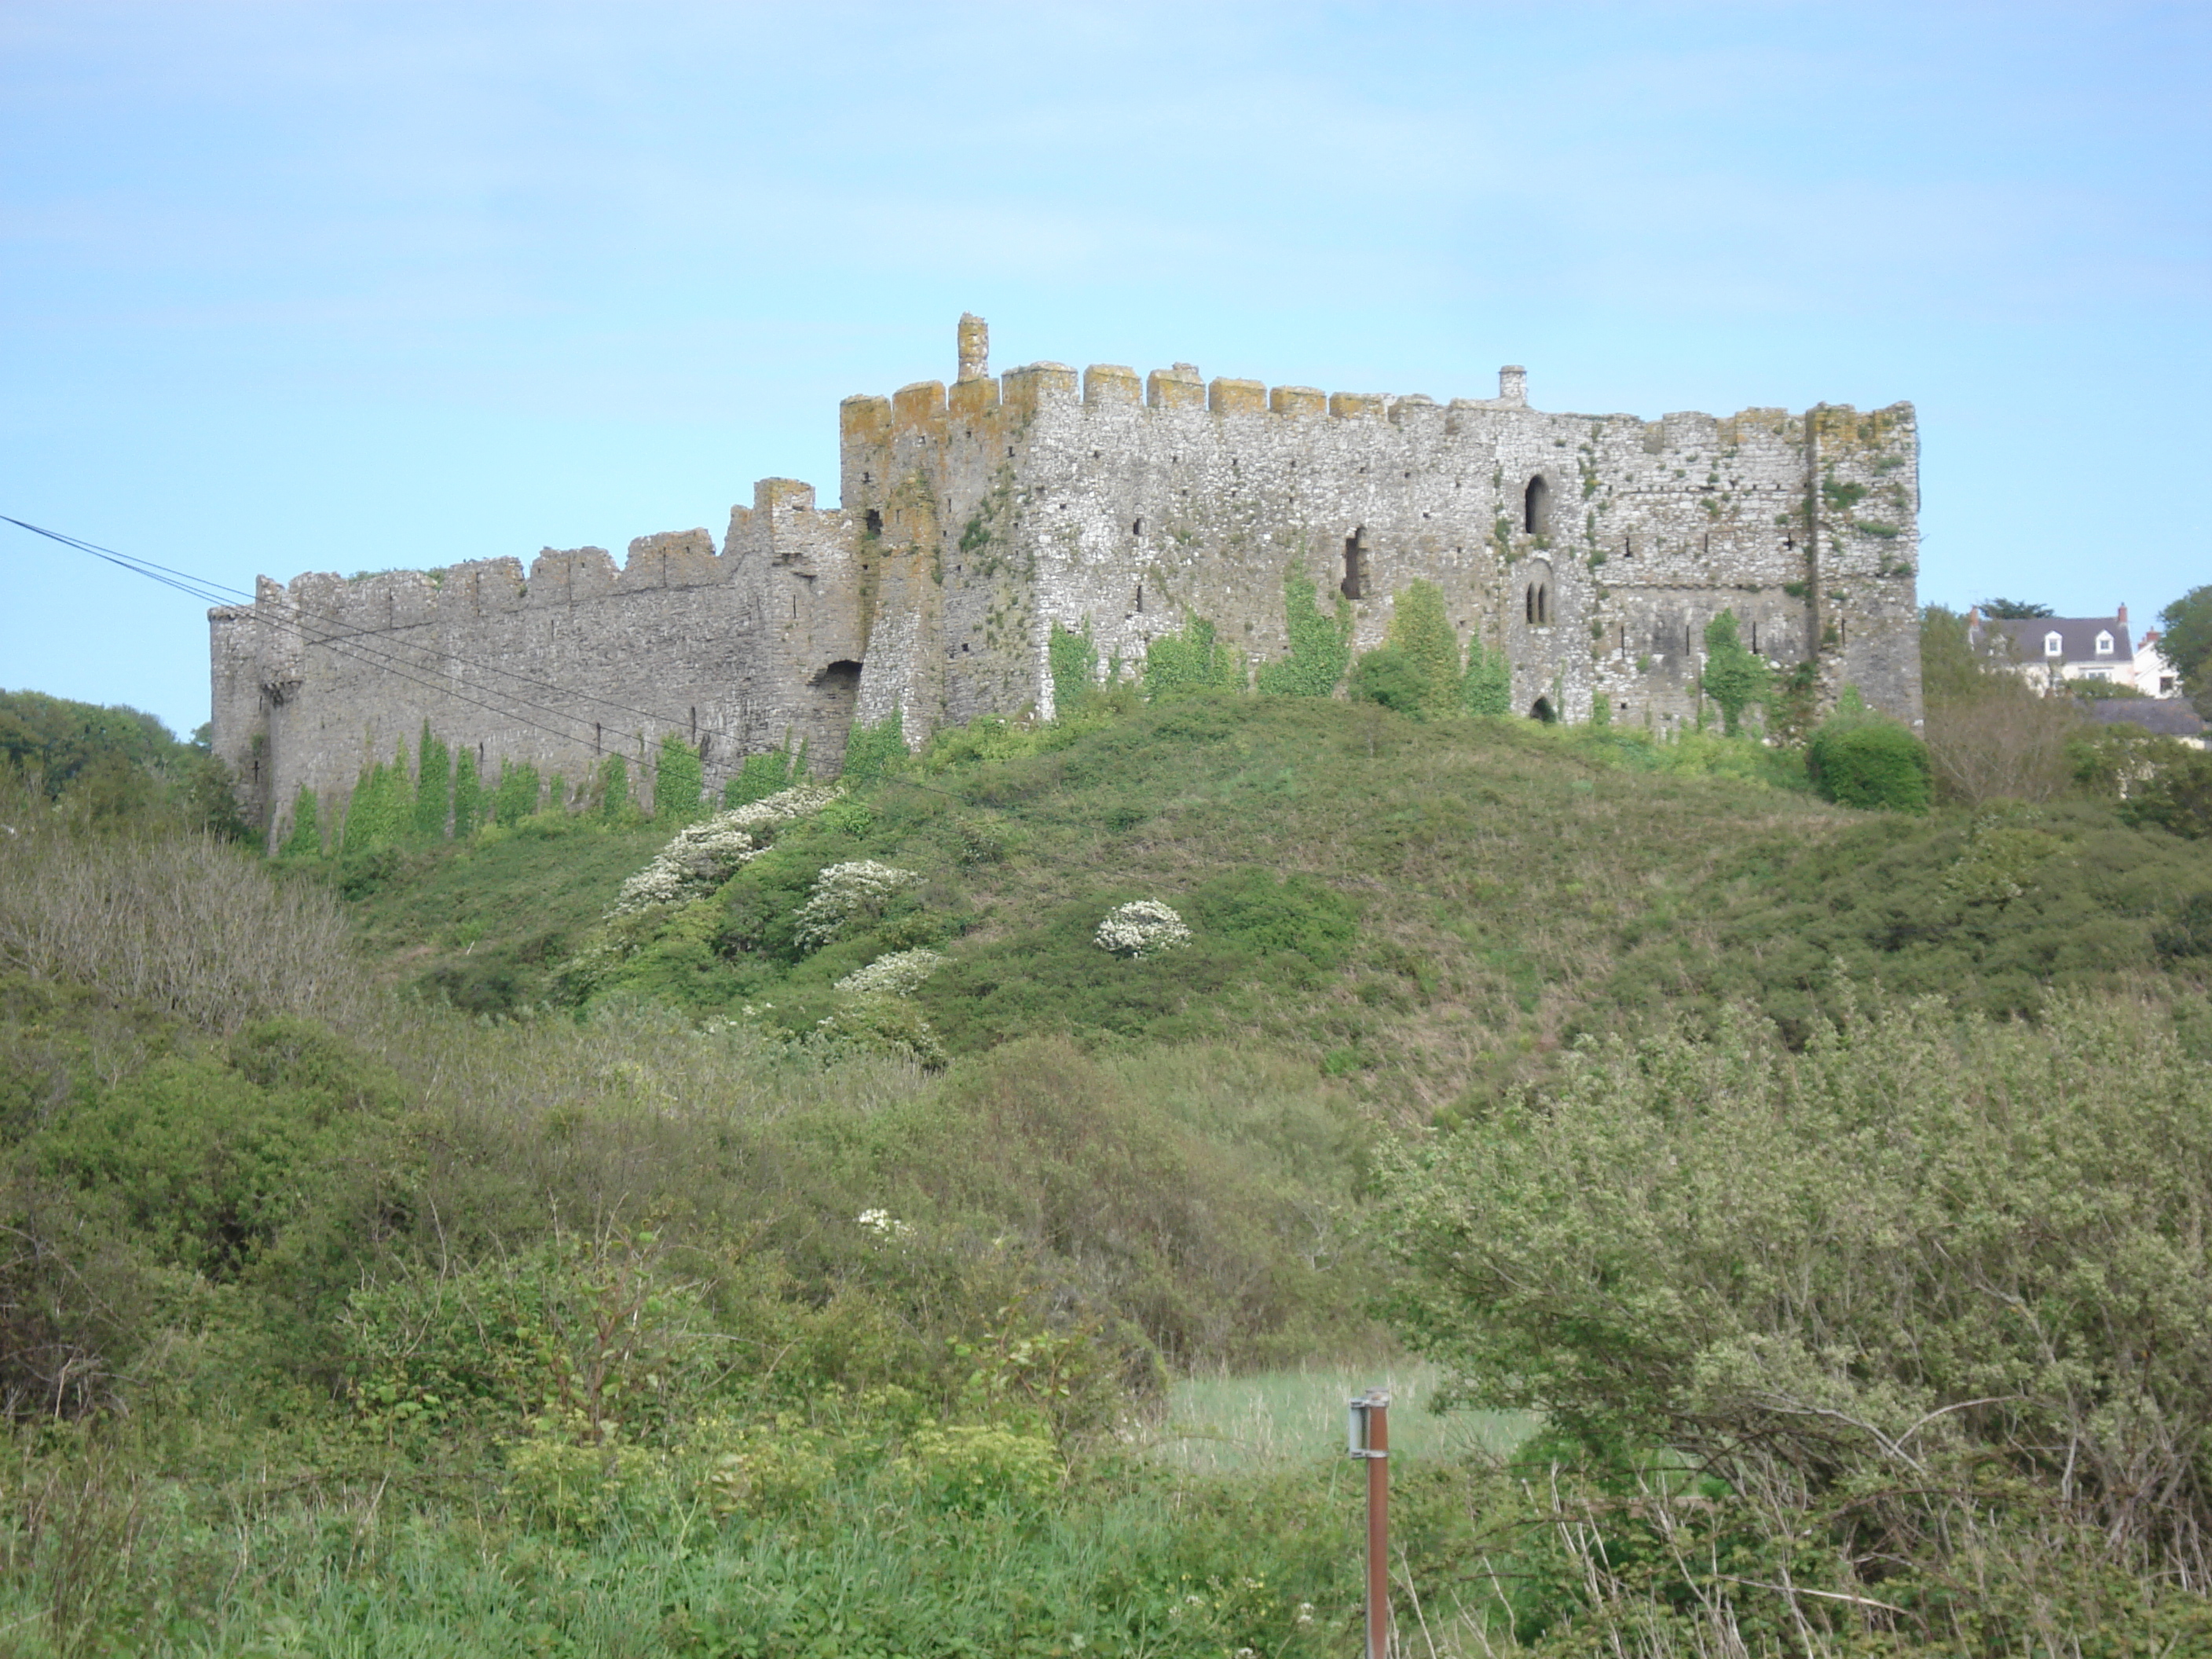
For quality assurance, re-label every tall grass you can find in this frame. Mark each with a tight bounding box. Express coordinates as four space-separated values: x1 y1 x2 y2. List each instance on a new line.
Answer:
1153 1361 1535 1473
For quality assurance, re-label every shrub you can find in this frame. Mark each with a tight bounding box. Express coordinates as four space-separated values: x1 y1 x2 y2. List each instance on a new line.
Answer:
595 753 632 821
1346 647 1426 718
610 784 840 915
840 712 907 785
815 992 947 1069
652 732 703 823
834 948 947 997
1093 899 1191 959
2120 749 2212 840
793 861 921 951
1384 580 1461 720
280 786 322 859
1144 617 1241 699
1048 619 1100 715
491 759 541 827
1462 638 1513 717
1382 991 2212 1631
1254 576 1350 698
452 747 482 837
412 724 452 839
724 745 800 808
1807 691 1930 811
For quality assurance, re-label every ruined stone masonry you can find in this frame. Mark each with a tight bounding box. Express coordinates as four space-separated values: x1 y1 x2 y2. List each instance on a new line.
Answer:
210 316 1921 834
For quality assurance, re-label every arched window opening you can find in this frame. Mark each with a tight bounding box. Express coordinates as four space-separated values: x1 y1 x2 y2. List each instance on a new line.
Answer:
1529 696 1555 724
1536 584 1550 626
1341 529 1368 599
1524 474 1550 536
1525 584 1536 624
1132 516 1144 537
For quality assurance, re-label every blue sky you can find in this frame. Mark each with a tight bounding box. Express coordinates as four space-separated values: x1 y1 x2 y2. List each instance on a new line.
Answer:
3 1 2205 736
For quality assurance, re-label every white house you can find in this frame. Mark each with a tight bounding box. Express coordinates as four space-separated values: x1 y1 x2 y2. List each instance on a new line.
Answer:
1968 603 2177 697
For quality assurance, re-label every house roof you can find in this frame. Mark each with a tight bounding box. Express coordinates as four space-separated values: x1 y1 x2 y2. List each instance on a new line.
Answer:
1983 616 2133 666
2081 699 2206 739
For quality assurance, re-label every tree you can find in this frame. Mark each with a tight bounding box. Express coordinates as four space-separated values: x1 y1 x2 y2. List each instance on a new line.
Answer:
1920 606 2078 804
1347 647 1427 717
1699 610 1770 736
1979 597 2053 618
2157 585 2212 717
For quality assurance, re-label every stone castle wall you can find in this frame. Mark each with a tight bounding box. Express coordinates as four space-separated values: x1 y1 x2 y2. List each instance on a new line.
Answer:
211 317 1921 840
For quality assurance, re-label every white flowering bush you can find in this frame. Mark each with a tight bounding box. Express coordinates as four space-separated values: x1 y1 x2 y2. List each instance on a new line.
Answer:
1094 899 1192 959
610 783 840 916
793 861 921 951
834 948 947 998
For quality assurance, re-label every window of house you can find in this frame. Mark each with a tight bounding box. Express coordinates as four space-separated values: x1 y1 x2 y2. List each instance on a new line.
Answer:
2044 632 2064 657
2095 631 2115 656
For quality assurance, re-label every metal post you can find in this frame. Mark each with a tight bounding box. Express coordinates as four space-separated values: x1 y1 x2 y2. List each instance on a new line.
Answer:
1348 1390 1390 1659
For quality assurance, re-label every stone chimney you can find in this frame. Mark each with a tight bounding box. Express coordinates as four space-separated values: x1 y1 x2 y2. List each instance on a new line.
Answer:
2118 602 2129 627
1498 365 1527 406
957 313 989 383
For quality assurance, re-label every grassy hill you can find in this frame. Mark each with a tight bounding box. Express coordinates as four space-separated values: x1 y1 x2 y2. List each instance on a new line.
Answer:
346 692 2210 1106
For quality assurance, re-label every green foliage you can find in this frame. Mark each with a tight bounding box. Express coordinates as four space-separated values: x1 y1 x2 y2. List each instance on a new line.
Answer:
412 723 451 840
722 746 795 808
1382 992 2212 1633
595 752 632 821
1602 797 2212 1041
815 991 948 1069
1346 646 1427 717
0 690 249 838
341 745 412 853
1183 869 1360 975
2120 748 2212 839
2159 582 2212 716
1048 618 1101 714
1143 615 1241 699
1979 596 2053 617
1254 575 1351 698
280 786 322 858
1698 609 1770 736
1382 580 1462 720
492 758 541 826
1807 690 1931 811
652 732 703 823
840 710 907 785
450 746 481 837
1461 637 1514 717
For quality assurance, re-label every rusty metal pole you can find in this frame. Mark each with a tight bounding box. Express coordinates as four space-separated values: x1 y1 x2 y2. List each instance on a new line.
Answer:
1349 1390 1391 1659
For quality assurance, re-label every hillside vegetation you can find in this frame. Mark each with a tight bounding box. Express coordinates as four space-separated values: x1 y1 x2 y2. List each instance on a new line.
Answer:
2 677 2210 1655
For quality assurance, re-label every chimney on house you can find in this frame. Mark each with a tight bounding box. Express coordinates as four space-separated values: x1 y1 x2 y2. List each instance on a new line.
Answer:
2118 602 2129 627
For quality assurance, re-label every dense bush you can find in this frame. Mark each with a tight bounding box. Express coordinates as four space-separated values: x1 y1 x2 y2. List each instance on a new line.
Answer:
1807 694 1932 811
1383 990 2212 1646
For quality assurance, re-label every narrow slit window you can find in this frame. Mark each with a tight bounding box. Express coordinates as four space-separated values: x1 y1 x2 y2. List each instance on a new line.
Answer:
1524 475 1549 536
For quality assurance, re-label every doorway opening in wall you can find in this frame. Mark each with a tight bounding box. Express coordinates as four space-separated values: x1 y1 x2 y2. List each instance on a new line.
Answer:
1529 697 1556 723
865 509 882 535
1524 474 1550 536
1341 529 1367 599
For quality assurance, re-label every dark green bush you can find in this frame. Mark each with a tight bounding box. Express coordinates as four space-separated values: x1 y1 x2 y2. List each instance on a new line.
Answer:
1807 698 1931 811
1347 647 1427 718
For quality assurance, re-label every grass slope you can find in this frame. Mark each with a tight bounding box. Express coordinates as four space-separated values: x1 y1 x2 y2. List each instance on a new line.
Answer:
346 694 2210 1108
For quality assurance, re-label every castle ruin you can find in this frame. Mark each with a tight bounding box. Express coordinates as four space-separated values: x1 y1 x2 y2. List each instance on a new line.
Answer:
210 317 1921 830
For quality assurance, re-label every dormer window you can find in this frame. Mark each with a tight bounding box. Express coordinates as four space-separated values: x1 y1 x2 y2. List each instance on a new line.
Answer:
2094 630 2115 657
2044 631 2064 657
